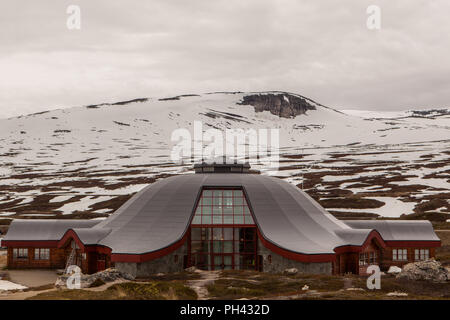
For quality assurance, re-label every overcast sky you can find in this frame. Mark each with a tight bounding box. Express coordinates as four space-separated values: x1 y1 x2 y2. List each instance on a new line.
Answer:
1 0 449 118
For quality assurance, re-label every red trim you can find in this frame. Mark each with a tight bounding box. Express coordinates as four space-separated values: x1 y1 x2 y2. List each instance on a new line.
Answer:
385 240 441 248
111 232 189 263
334 230 387 254
57 229 86 250
2 240 58 248
257 229 336 263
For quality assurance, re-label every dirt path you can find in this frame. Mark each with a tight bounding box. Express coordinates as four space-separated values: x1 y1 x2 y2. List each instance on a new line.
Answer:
186 270 220 300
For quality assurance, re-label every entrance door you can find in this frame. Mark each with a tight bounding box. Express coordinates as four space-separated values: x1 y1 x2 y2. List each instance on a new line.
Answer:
190 227 257 271
97 259 106 272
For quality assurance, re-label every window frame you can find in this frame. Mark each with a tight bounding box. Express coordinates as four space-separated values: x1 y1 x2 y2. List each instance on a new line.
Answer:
393 248 408 261
34 248 50 261
414 248 429 261
13 248 28 260
191 188 256 226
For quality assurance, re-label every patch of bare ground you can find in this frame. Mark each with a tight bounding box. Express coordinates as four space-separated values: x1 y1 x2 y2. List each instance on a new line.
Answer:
88 194 134 212
5 195 84 217
433 221 450 230
281 154 314 160
414 198 450 213
327 211 379 219
0 219 12 225
318 198 385 209
400 211 449 222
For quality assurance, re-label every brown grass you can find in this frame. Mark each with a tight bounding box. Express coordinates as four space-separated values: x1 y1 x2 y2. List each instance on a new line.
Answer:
207 271 449 300
206 271 345 300
319 198 385 209
27 281 197 300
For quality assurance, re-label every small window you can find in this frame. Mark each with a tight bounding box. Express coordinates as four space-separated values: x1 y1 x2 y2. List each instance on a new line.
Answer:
267 255 272 264
415 249 429 261
393 249 407 261
14 248 28 259
34 248 50 260
359 252 369 266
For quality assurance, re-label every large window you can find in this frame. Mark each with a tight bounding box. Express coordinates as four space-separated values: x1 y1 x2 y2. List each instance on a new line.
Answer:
190 188 257 271
192 189 255 225
393 249 408 261
34 248 50 260
13 248 28 259
414 249 429 261
190 227 257 270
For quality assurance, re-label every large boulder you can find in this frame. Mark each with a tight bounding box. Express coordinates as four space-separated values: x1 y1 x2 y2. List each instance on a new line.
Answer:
55 268 134 289
396 259 449 283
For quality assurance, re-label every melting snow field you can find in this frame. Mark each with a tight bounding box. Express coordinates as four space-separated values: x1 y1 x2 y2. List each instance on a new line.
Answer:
0 92 448 219
329 197 418 218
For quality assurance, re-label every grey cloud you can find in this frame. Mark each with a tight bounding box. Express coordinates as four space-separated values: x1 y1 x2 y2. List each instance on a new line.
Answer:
0 0 449 118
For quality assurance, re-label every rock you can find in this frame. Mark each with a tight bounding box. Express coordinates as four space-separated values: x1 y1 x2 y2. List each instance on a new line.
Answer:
55 268 134 289
387 292 408 297
55 269 65 275
283 268 298 275
155 273 165 277
238 93 316 118
302 285 309 291
396 259 449 283
387 266 402 274
346 287 365 291
185 266 197 273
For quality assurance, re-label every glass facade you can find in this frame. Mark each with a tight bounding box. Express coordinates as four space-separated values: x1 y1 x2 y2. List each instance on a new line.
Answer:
191 189 255 225
190 188 257 270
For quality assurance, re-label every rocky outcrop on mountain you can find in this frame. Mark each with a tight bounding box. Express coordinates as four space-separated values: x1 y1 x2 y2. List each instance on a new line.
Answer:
238 93 316 118
396 259 449 283
410 109 450 118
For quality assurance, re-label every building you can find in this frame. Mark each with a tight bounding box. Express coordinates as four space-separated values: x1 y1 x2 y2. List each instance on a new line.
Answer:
2 162 441 278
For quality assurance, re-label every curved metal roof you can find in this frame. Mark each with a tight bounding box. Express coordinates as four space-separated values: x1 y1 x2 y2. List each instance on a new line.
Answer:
94 173 366 255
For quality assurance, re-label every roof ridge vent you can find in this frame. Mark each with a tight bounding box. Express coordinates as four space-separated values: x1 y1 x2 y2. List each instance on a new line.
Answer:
194 156 251 173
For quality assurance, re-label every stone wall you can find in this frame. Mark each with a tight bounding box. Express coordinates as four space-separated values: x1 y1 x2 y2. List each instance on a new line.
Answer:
257 240 332 274
115 242 188 278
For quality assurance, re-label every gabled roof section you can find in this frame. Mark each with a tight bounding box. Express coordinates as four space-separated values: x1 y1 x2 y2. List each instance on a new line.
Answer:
4 220 99 242
343 220 440 242
70 228 112 245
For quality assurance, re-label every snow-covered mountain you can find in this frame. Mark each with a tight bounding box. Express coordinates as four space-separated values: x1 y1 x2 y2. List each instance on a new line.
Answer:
0 92 448 222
